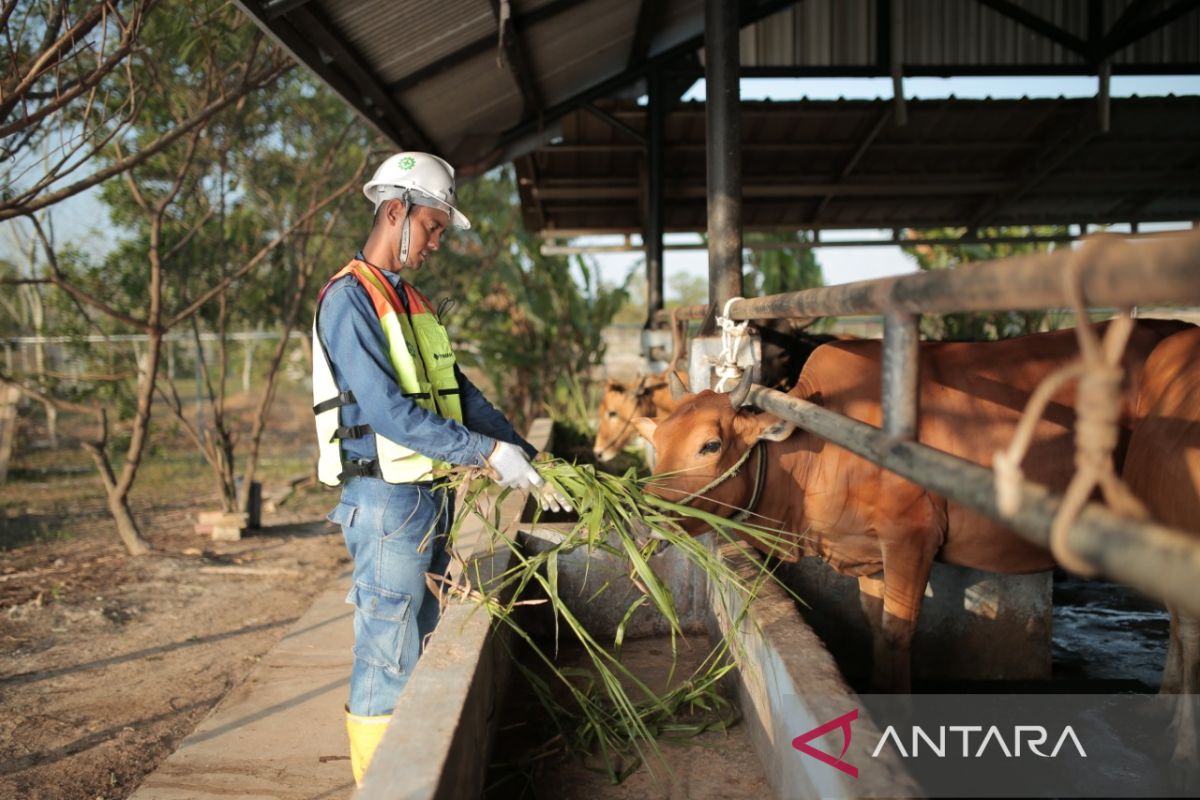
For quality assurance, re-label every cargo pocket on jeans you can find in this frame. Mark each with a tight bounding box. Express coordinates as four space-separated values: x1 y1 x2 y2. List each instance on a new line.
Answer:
346 581 412 675
326 501 358 528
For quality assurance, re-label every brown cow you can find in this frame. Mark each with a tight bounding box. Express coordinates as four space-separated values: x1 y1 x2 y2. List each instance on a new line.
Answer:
592 372 682 463
1120 326 1200 779
593 327 842 462
635 320 1190 690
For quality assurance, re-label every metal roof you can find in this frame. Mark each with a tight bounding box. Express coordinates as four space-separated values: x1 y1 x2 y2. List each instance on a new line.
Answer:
237 0 1200 175
514 95 1200 233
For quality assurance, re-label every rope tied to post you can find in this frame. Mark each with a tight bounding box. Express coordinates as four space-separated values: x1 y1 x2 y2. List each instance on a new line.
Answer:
992 235 1149 576
709 296 750 392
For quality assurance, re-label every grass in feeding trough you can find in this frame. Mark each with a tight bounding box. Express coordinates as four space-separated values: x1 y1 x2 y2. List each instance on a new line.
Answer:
438 457 797 785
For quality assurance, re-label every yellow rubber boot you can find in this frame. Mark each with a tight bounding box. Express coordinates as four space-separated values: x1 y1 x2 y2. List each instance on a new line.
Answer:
345 708 391 787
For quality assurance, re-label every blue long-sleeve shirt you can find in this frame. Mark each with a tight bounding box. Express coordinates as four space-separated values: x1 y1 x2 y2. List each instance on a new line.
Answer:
316 267 536 468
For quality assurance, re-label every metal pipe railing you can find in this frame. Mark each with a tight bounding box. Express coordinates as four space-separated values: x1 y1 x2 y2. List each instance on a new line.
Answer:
881 311 919 439
655 230 1200 323
746 384 1200 619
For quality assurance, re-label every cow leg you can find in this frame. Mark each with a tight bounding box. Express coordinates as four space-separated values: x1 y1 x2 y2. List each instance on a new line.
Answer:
864 537 936 695
1163 606 1183 694
1167 606 1200 792
857 574 887 688
874 539 937 692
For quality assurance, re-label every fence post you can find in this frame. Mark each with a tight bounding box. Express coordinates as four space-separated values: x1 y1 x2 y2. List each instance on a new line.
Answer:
0 385 20 483
242 338 255 394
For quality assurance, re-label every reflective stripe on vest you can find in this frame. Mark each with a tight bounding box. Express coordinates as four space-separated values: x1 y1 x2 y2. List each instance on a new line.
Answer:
312 259 463 486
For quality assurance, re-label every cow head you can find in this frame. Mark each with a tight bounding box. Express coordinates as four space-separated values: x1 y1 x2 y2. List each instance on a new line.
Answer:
593 372 686 462
593 379 646 462
634 372 796 536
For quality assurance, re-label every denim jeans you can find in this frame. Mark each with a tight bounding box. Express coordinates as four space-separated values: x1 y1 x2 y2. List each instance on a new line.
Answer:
327 477 453 716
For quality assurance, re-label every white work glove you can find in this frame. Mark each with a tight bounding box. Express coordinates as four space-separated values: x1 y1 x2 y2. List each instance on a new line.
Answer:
486 441 573 513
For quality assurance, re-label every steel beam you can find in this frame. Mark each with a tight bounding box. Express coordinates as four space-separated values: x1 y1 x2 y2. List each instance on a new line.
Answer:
388 0 580 94
736 63 1200 77
746 384 1200 619
1096 0 1200 61
551 232 1088 257
974 0 1090 58
493 0 802 165
261 0 312 19
628 0 662 70
813 107 892 222
286 6 435 150
582 104 646 145
491 0 543 118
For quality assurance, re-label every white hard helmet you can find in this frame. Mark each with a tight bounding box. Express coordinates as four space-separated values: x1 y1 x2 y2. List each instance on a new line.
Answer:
363 152 471 230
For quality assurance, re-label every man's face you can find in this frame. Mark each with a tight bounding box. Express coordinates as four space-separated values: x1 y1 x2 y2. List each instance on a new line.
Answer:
394 203 451 269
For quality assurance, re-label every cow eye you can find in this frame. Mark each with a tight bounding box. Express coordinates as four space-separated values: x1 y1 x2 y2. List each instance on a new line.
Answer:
606 411 618 419
699 439 721 455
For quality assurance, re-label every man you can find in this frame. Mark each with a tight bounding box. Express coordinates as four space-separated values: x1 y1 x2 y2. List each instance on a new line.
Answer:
312 152 570 786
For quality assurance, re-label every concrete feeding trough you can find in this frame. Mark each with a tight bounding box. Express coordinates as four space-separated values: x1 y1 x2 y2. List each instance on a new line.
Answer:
357 420 918 799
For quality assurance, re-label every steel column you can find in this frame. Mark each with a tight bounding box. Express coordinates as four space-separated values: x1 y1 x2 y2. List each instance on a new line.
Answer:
746 385 1200 619
645 70 665 325
882 311 919 438
704 0 743 312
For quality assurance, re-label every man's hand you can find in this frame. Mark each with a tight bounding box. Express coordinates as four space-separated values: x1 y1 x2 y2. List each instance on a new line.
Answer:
486 442 573 513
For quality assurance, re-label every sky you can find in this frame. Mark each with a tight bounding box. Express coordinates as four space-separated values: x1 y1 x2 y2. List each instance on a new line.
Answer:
574 74 1200 297
19 75 1200 292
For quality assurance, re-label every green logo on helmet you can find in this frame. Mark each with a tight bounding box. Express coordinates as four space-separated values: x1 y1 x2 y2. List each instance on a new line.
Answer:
399 156 416 170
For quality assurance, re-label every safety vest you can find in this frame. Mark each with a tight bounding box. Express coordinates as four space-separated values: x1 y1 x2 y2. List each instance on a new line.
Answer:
312 259 464 485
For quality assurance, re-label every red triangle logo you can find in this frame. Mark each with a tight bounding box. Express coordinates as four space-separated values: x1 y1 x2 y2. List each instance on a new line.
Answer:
791 708 859 778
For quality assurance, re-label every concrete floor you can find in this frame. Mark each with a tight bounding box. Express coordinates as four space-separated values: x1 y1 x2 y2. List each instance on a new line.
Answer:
131 569 356 800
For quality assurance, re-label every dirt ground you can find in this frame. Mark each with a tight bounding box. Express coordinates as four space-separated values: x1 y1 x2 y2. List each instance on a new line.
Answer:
0 388 349 800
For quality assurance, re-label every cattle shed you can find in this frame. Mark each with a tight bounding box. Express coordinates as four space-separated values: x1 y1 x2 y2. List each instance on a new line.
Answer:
231 1 1200 797
514 95 1200 234
237 0 1200 311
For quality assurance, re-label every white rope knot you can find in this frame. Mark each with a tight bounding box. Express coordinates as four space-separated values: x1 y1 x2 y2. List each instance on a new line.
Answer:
709 296 750 392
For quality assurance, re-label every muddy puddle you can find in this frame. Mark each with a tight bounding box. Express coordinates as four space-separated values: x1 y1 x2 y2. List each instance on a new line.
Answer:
484 635 770 800
1051 573 1170 690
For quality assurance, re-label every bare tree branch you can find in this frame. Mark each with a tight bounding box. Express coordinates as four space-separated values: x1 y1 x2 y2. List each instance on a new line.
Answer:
167 152 368 327
0 369 98 415
0 2 105 123
1 58 291 221
27 213 149 331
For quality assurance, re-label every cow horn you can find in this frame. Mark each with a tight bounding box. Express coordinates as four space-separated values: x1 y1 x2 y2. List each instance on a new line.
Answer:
669 370 687 400
728 369 754 408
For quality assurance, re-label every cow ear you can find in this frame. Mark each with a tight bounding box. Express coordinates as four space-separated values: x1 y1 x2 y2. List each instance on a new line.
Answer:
737 409 796 443
758 416 796 442
632 417 658 442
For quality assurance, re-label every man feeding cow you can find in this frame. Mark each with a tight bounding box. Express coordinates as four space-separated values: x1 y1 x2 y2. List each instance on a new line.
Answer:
633 319 1189 691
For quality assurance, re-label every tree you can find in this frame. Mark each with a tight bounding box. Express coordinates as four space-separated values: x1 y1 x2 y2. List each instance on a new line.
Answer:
414 167 629 432
1 0 290 222
901 227 1071 341
745 231 823 296
0 0 361 553
666 271 707 307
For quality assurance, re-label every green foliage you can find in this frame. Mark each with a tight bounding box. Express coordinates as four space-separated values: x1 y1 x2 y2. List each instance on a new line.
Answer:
446 459 792 782
665 272 707 307
418 167 630 431
744 231 824 296
901 227 1072 341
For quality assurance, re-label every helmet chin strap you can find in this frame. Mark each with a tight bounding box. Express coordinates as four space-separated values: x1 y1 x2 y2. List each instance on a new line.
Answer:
397 191 413 267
